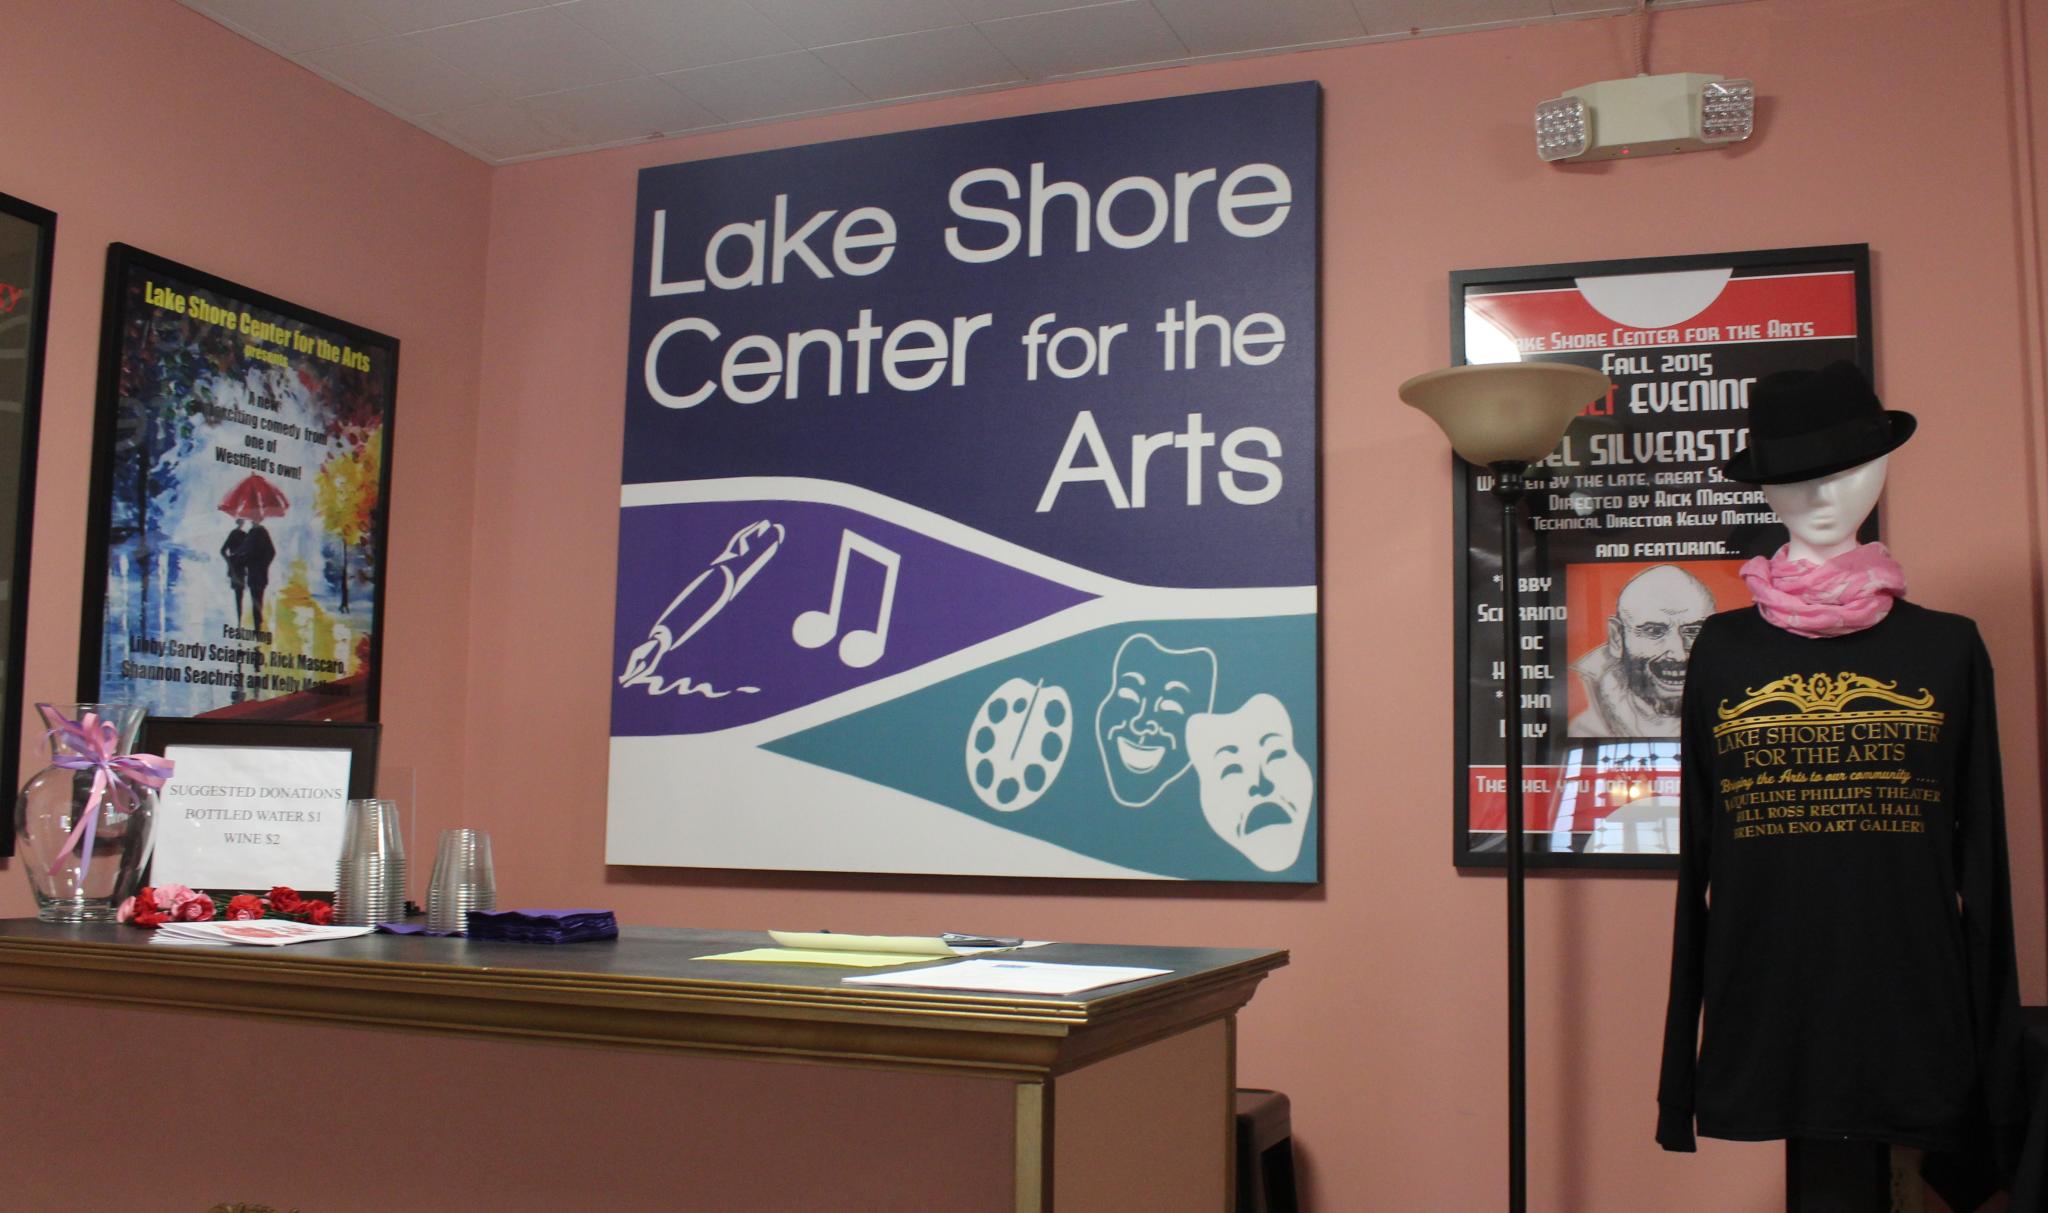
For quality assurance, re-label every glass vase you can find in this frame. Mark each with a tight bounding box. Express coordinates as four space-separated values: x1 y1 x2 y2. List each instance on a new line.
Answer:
13 703 156 923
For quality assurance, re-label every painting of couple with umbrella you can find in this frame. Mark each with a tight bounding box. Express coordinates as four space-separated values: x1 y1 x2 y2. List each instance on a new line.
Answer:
218 473 284 632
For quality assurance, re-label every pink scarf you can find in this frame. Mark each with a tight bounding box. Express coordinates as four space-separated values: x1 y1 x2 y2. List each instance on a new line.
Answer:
1739 542 1906 638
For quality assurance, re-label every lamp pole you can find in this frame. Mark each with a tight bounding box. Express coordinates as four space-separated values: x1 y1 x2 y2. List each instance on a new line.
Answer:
1493 459 1530 1213
1396 361 1609 1213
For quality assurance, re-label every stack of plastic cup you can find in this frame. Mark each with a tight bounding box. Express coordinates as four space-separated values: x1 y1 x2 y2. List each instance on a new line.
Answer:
335 798 406 926
426 828 495 935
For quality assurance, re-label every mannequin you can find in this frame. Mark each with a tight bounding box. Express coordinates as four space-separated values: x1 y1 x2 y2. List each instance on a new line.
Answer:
1656 362 2022 1212
1760 455 1887 563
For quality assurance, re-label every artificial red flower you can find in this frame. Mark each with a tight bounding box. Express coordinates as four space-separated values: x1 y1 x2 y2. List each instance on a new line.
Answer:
225 894 266 921
301 900 334 926
120 886 168 927
173 893 216 922
266 886 303 913
154 883 200 912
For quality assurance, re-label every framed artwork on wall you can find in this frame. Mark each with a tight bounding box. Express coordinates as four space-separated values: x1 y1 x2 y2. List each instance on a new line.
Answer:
79 245 398 723
139 717 379 897
1449 244 1874 869
607 83 1322 882
0 191 56 858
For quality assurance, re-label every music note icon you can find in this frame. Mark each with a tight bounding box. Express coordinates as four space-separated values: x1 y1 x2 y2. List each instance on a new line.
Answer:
792 529 901 669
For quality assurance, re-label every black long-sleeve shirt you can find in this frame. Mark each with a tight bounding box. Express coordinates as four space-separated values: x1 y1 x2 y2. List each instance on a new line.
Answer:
1658 602 2022 1162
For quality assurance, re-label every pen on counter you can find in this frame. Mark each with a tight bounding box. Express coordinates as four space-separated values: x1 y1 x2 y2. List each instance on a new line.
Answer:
941 932 1024 947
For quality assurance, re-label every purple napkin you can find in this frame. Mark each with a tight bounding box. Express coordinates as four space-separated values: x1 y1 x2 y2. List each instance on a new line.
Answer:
465 908 618 944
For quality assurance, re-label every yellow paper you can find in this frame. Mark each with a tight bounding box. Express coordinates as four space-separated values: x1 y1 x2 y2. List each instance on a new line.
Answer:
696 947 940 968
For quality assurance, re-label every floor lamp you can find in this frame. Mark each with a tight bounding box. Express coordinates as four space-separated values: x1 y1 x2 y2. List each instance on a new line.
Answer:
1398 362 1612 1213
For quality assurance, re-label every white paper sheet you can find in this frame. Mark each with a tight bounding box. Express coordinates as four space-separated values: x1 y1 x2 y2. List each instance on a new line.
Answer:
151 743 355 891
841 959 1169 995
148 921 373 947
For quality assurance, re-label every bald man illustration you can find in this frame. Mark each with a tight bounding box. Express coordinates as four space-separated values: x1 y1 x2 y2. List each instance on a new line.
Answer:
1568 565 1716 738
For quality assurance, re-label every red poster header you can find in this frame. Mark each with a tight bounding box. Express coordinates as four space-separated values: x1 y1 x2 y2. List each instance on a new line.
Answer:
1467 272 1857 356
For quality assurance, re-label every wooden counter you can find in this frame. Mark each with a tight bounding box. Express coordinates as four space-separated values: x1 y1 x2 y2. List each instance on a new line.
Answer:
0 922 1285 1211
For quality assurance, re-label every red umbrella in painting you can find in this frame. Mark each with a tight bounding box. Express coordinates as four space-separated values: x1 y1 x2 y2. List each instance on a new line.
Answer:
218 473 290 520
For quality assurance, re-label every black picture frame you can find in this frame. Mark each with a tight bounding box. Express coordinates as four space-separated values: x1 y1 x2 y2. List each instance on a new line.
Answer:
1448 244 1875 870
0 192 55 858
139 717 380 897
79 244 398 723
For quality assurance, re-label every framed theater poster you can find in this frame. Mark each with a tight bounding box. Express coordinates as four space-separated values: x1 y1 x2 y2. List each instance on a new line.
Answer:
608 83 1321 881
1450 245 1873 868
0 191 55 857
80 245 398 722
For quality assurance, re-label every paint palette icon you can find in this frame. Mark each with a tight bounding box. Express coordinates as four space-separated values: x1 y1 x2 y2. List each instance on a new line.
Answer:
966 677 1072 812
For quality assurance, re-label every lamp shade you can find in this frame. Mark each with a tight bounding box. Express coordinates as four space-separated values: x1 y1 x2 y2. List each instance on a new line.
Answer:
1398 363 1612 467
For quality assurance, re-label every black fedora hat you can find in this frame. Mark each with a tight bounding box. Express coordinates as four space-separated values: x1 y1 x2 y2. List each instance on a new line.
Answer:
1723 361 1915 485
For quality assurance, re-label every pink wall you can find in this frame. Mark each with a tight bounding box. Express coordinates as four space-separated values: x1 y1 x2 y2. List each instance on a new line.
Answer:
0 2 2042 1210
0 0 492 917
464 2 2048 1210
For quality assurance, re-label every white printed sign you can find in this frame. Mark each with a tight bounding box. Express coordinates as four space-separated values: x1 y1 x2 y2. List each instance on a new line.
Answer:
150 744 353 891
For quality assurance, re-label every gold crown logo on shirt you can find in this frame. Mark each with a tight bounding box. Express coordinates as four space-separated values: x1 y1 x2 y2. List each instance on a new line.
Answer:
1718 672 1936 721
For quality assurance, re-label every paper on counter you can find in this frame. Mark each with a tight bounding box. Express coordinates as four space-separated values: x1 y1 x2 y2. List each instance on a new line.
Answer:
842 959 1169 996
767 930 1046 957
148 922 375 947
697 947 942 968
768 930 957 956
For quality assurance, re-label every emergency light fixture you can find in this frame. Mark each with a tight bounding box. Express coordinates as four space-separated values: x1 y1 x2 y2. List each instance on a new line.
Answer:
1536 72 1754 163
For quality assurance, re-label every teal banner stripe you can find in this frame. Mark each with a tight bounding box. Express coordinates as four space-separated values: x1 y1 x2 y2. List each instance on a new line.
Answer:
765 616 1319 882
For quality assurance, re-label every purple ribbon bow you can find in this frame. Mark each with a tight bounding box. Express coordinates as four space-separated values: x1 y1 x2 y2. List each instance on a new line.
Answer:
44 708 174 883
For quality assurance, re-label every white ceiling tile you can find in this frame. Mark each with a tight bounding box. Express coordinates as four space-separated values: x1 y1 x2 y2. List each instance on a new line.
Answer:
183 0 394 52
409 8 644 97
522 76 722 144
815 25 1020 98
300 37 498 116
663 51 866 122
977 2 1185 78
357 0 555 34
951 0 1108 19
749 0 967 48
422 99 562 159
1354 0 1551 35
564 0 800 73
184 0 1754 164
1150 0 1364 55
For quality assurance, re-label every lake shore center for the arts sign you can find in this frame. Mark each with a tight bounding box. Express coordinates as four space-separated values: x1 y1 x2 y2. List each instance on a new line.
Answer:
607 84 1323 882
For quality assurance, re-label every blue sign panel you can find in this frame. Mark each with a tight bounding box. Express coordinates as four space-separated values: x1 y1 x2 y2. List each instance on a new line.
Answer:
608 83 1320 882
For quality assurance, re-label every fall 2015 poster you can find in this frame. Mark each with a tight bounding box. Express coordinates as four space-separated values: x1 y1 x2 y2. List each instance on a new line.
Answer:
81 246 396 721
1450 245 1872 867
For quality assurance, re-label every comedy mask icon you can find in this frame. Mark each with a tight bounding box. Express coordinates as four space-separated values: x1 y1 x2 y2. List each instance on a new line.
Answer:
1187 694 1313 873
1094 634 1216 807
